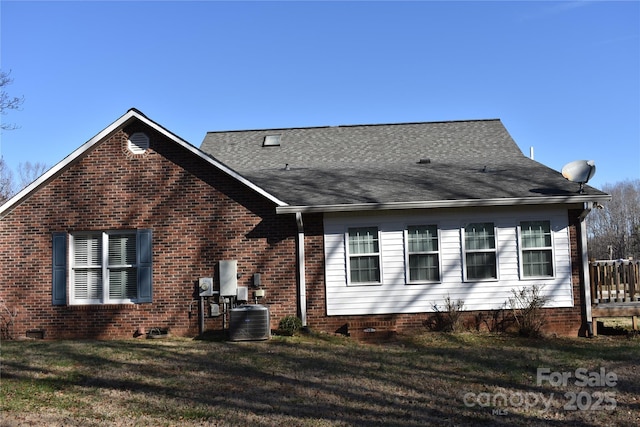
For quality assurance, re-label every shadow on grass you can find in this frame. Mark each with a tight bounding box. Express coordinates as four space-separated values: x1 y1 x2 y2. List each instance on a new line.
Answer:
2 332 639 426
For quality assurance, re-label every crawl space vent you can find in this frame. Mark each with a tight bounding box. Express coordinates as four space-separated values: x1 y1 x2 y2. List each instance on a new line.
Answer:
128 132 150 154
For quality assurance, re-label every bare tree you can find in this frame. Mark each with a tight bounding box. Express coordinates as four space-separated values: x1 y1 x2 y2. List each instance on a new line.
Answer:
0 160 48 204
0 70 24 131
0 157 15 204
18 161 47 189
587 179 640 260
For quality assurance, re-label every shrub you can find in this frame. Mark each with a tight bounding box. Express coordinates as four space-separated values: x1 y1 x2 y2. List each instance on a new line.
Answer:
507 284 550 338
425 295 465 332
278 315 303 336
0 299 17 340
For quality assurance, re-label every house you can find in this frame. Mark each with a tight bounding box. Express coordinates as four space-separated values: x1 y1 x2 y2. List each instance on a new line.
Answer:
0 109 611 339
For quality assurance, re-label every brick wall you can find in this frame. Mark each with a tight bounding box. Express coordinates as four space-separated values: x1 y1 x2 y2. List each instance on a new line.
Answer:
543 208 588 337
301 213 325 326
0 121 298 339
0 119 590 340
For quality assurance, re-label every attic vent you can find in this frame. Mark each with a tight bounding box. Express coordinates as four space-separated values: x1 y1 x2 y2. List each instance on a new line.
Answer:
263 134 281 147
128 132 150 154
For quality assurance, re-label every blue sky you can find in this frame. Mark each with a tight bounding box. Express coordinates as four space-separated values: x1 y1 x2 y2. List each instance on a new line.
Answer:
1 0 638 189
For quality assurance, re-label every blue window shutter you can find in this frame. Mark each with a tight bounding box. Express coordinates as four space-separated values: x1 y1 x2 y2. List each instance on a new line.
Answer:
137 229 153 303
52 232 67 305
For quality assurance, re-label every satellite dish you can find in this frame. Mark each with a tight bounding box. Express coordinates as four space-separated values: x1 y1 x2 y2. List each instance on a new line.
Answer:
561 160 596 193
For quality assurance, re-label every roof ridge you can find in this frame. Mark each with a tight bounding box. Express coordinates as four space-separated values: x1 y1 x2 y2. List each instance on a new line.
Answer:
204 118 503 135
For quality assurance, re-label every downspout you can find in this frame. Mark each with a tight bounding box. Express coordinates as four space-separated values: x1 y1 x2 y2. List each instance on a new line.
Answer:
579 203 593 336
295 212 307 327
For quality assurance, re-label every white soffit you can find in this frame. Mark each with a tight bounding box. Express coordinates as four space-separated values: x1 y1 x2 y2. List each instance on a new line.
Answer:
275 194 612 214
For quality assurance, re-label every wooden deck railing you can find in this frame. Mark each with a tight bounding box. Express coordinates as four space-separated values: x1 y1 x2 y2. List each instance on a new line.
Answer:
589 260 640 303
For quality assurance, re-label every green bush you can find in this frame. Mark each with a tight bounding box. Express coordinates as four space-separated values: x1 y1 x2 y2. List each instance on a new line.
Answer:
278 315 303 335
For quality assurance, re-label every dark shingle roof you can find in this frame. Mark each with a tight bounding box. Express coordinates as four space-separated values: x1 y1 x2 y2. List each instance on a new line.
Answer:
199 119 608 208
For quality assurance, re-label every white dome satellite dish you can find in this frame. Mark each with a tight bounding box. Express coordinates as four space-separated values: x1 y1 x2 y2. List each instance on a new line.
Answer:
561 160 596 193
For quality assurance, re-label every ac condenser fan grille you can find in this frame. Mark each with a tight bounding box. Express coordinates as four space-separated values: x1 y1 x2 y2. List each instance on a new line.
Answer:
229 304 270 341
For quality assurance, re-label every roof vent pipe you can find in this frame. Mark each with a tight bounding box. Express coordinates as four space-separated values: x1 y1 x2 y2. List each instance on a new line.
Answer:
530 146 534 160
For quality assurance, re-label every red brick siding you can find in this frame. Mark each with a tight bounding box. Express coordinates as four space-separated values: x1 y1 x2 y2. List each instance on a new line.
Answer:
541 208 587 336
0 123 298 339
0 122 589 340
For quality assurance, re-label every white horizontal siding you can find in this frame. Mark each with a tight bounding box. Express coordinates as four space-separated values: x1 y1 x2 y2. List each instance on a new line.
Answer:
378 229 400 283
324 207 573 316
324 232 346 285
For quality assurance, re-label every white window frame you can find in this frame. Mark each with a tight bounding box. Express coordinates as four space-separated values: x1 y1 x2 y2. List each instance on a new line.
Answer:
69 231 138 305
346 226 382 285
405 224 441 284
518 220 555 279
462 222 499 282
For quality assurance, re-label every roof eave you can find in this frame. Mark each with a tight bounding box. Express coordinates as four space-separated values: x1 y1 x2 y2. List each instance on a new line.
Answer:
0 109 288 219
275 194 612 214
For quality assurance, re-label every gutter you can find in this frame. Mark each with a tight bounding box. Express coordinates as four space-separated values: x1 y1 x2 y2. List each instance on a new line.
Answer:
580 202 595 336
276 194 611 214
295 212 307 326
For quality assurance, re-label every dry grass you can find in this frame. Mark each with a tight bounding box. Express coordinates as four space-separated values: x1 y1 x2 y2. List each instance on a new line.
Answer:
1 331 639 426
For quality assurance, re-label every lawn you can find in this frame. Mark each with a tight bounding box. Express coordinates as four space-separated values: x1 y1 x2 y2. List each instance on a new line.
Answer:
1 331 639 426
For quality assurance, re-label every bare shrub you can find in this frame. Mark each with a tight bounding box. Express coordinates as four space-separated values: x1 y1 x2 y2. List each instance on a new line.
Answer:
0 298 17 340
425 295 465 332
474 309 513 333
507 285 550 338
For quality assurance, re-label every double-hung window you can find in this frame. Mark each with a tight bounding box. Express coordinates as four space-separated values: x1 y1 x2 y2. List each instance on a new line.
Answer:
52 229 153 305
348 227 381 284
464 222 497 280
520 220 553 277
407 225 440 282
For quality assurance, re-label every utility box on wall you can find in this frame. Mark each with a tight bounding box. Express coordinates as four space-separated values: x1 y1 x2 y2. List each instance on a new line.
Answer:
198 277 214 297
219 260 238 296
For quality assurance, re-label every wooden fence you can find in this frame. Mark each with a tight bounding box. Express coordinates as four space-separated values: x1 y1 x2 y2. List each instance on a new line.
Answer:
589 260 640 303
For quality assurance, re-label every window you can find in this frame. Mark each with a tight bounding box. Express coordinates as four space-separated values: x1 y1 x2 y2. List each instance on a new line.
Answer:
263 134 281 147
71 232 137 303
348 227 381 284
52 230 152 305
407 225 440 282
464 222 497 280
520 220 553 277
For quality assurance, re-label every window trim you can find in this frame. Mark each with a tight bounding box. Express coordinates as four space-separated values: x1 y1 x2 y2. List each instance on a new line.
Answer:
346 226 382 286
462 222 499 282
518 220 555 279
69 230 140 305
404 224 442 284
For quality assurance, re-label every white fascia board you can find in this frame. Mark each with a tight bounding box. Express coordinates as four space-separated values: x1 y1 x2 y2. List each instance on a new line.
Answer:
275 194 612 215
0 111 136 218
0 110 287 218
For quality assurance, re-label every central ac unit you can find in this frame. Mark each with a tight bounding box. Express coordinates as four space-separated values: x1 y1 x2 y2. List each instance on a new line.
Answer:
228 304 270 341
